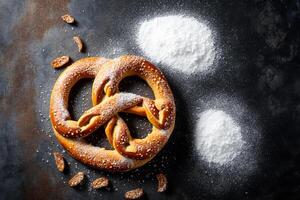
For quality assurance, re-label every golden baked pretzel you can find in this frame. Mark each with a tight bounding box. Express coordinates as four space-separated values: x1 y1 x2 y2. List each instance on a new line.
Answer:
50 55 176 171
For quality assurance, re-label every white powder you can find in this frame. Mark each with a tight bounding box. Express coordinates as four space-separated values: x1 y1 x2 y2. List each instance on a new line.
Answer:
137 15 216 74
195 109 244 165
116 92 141 107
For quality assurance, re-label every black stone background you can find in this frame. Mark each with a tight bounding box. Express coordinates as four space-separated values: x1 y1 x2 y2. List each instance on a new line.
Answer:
0 0 300 199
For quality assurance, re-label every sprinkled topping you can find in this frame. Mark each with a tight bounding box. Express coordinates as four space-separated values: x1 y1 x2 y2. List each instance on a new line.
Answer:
125 188 144 199
156 173 168 192
73 36 84 52
68 172 85 187
61 14 75 24
91 177 109 189
53 152 65 172
51 56 70 69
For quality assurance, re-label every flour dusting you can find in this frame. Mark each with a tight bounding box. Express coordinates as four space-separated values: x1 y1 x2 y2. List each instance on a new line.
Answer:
195 109 244 165
137 15 216 74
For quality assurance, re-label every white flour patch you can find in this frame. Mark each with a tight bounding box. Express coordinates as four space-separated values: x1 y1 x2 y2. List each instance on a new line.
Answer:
191 94 262 194
195 109 245 165
137 15 216 74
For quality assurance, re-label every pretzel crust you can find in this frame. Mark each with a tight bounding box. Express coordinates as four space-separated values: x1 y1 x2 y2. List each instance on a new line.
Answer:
50 55 176 171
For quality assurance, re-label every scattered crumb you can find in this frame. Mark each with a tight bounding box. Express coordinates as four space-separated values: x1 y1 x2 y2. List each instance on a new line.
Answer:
61 14 75 24
53 152 65 172
68 172 85 187
51 56 70 69
156 173 167 192
73 36 84 52
91 177 110 189
125 188 144 199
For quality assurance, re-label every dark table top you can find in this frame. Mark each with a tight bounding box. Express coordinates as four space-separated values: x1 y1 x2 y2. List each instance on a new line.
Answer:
1 0 300 199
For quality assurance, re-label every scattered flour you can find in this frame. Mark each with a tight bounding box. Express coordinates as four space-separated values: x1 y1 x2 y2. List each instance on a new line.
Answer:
116 92 141 107
137 15 216 74
195 109 244 165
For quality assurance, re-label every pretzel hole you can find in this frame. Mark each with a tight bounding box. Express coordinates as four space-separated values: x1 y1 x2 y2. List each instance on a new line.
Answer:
68 79 93 120
83 127 114 150
119 113 152 139
119 76 154 99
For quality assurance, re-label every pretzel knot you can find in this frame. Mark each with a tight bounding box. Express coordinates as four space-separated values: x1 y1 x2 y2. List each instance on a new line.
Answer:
50 55 176 171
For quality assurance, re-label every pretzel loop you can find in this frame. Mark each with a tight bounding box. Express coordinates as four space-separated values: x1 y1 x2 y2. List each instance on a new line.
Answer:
50 55 176 171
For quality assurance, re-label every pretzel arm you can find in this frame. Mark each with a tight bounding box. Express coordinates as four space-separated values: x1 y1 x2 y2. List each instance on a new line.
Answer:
111 115 172 160
113 117 132 154
143 98 173 129
105 116 117 146
92 77 109 105
78 93 143 127
123 106 146 116
92 60 121 105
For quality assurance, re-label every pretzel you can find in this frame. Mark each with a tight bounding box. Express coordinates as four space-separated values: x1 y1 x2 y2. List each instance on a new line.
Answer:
50 55 176 171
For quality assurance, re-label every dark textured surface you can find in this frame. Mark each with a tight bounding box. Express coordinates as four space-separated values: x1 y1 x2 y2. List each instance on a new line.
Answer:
0 0 300 199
